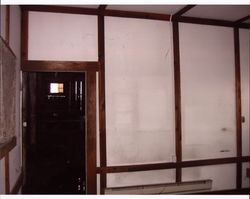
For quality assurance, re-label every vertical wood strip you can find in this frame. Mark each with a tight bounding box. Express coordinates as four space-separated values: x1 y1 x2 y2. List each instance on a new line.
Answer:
86 71 97 194
98 11 107 194
172 22 182 183
5 153 10 194
5 5 10 44
234 27 242 189
21 9 29 64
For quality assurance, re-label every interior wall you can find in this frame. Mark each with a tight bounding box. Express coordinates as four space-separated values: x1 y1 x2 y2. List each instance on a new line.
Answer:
105 16 175 186
0 5 21 194
240 29 250 157
28 11 98 61
179 23 236 161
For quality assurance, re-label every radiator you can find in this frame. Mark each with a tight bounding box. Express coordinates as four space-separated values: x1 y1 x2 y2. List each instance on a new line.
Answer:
105 179 212 194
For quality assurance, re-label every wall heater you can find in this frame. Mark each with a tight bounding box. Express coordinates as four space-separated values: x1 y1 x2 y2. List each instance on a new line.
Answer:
105 179 212 194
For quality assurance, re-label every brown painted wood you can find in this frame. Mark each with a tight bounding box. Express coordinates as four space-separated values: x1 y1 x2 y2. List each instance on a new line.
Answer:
172 21 182 183
0 137 17 160
11 171 23 194
21 60 100 72
98 5 107 11
247 168 250 178
176 16 233 27
242 156 250 162
173 5 196 18
103 9 170 21
5 153 10 194
234 27 242 189
97 157 249 174
21 5 99 15
86 71 97 194
196 188 250 194
6 5 10 44
21 9 28 63
98 12 107 194
234 15 250 24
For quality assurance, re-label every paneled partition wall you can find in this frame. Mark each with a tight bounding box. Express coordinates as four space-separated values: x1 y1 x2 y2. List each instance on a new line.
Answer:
21 6 250 194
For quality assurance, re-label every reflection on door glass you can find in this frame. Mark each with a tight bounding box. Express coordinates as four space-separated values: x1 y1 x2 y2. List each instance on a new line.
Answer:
50 83 64 93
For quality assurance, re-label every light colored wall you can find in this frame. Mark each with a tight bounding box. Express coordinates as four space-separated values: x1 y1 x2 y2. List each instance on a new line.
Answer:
28 11 98 61
179 23 236 161
105 16 176 187
240 29 250 157
0 5 6 39
0 5 21 194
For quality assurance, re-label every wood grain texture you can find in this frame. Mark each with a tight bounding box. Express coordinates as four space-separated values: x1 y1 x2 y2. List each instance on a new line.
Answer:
21 60 100 72
234 27 242 189
98 12 107 194
86 71 97 194
173 21 182 183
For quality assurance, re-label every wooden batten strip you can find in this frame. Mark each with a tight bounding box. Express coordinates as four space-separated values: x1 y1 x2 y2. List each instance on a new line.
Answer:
173 5 196 19
5 154 10 194
234 15 250 25
98 10 107 195
21 60 100 72
21 9 28 62
172 21 182 183
97 156 250 174
234 27 242 189
6 5 10 44
21 5 98 15
86 71 97 194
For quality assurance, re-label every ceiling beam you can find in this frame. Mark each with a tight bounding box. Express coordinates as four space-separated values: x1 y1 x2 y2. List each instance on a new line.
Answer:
98 5 107 11
234 15 250 25
173 5 196 19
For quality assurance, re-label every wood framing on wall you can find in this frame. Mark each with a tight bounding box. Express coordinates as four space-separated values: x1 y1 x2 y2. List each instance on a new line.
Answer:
234 27 243 189
98 5 107 195
20 5 250 194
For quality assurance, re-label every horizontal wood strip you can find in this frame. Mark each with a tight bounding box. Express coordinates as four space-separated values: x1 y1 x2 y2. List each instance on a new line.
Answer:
21 5 99 15
21 60 100 72
0 137 17 160
176 16 250 29
173 5 196 18
103 9 170 21
11 171 23 194
97 156 250 174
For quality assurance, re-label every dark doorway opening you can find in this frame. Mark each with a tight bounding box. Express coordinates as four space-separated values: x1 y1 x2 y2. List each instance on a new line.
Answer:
23 72 86 194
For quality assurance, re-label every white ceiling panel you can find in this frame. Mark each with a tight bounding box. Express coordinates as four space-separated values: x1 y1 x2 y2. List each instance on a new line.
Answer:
107 5 185 15
184 5 250 21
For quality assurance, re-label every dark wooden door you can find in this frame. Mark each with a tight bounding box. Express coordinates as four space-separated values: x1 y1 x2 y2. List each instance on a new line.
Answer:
24 72 86 194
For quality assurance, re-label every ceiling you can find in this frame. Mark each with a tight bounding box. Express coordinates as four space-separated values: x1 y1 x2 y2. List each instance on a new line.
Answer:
66 5 250 23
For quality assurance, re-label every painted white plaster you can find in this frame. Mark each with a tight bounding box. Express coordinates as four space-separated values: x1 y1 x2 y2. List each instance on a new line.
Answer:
179 23 236 160
240 29 250 156
182 164 236 190
105 17 175 167
107 169 175 188
242 162 250 188
28 11 98 61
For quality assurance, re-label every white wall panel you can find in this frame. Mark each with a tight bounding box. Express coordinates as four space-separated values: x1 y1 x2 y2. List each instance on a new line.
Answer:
105 17 175 167
182 164 236 190
28 12 98 61
179 23 236 160
107 169 175 188
239 29 250 156
242 162 250 188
